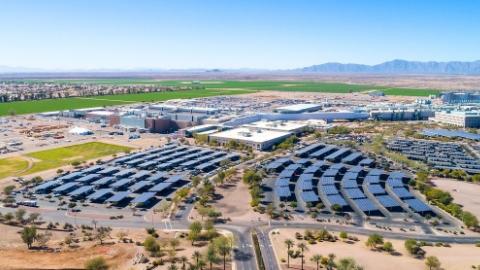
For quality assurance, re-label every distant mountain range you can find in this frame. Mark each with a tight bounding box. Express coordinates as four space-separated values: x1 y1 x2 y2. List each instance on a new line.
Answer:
2 59 480 75
300 59 480 74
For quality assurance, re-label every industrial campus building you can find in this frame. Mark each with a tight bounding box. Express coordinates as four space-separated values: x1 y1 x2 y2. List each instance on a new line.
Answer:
430 111 480 128
209 127 292 150
441 92 480 104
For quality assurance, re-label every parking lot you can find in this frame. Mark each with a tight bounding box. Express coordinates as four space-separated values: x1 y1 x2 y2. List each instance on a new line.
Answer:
17 142 241 218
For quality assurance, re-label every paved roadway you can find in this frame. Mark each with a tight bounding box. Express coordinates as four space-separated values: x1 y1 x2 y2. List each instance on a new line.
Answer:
3 203 480 270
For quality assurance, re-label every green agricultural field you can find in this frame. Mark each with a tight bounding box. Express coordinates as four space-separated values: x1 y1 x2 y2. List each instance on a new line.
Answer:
198 80 376 92
182 80 440 95
377 88 440 97
0 88 255 116
0 79 440 116
10 79 440 96
24 142 132 175
0 157 30 179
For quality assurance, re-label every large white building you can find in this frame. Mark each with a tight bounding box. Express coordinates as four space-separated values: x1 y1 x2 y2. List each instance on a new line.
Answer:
242 120 308 134
430 111 480 128
209 127 292 150
275 103 322 114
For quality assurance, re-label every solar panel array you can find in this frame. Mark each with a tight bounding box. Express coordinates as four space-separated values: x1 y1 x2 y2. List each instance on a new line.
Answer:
422 128 480 141
34 144 240 208
325 148 351 162
404 198 432 213
295 143 325 157
388 138 480 174
265 157 292 171
268 141 433 216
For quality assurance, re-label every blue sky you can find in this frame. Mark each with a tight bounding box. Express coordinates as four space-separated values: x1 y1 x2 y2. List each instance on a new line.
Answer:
0 0 479 69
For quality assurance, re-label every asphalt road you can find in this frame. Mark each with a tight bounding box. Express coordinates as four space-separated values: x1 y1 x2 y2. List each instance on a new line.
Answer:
5 186 480 270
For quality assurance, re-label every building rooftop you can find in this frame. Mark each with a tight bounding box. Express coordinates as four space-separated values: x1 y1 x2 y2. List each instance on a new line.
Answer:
436 110 480 116
210 127 291 143
276 103 321 113
243 120 307 132
88 110 115 116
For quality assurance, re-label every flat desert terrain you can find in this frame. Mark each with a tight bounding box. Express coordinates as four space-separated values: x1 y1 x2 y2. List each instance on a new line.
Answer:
432 178 480 218
270 229 480 270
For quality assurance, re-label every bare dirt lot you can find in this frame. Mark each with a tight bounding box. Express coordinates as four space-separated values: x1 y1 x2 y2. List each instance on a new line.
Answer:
270 229 480 270
432 178 480 218
0 222 232 270
0 224 139 270
1 243 138 270
210 177 263 223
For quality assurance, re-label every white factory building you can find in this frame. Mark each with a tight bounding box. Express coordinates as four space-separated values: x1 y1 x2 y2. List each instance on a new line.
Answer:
430 111 480 128
242 120 308 134
209 127 292 150
275 103 322 114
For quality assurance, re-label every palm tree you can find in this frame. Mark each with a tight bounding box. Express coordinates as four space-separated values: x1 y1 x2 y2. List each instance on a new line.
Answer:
192 251 201 267
214 236 232 270
180 256 188 270
326 253 336 270
284 239 294 268
206 243 218 270
297 242 309 270
310 254 322 270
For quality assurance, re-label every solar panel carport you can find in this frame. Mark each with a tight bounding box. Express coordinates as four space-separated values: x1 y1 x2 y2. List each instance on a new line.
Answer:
404 198 433 215
138 161 158 170
147 172 168 183
297 176 313 190
129 181 153 193
295 143 324 157
391 187 414 199
310 145 337 159
345 188 366 199
376 195 402 210
34 181 60 194
131 170 151 180
326 194 348 207
325 148 351 162
81 165 104 174
59 172 84 182
275 178 290 187
149 182 174 194
367 184 385 195
342 152 363 165
320 185 339 195
301 191 319 202
319 176 335 185
353 198 380 214
277 186 292 200
359 158 374 167
53 182 79 195
303 165 321 175
75 174 101 183
106 191 131 205
88 188 113 203
69 185 94 199
110 178 134 191
113 168 136 178
92 176 115 188
132 192 157 207
98 167 120 176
